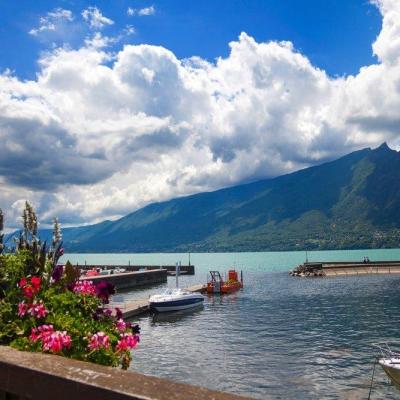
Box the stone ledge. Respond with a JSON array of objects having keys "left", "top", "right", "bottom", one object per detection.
[{"left": 0, "top": 346, "right": 252, "bottom": 400}]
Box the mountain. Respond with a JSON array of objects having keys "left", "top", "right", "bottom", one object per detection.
[{"left": 32, "top": 143, "right": 400, "bottom": 252}]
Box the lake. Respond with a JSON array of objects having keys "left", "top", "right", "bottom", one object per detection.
[{"left": 60, "top": 249, "right": 400, "bottom": 399}]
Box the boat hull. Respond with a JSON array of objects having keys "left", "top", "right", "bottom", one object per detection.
[
  {"left": 207, "top": 282, "right": 242, "bottom": 294},
  {"left": 150, "top": 297, "right": 204, "bottom": 312},
  {"left": 379, "top": 359, "right": 400, "bottom": 387}
]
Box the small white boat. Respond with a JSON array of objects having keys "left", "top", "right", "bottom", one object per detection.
[
  {"left": 149, "top": 288, "right": 204, "bottom": 312},
  {"left": 379, "top": 357, "right": 400, "bottom": 386},
  {"left": 371, "top": 342, "right": 400, "bottom": 391}
]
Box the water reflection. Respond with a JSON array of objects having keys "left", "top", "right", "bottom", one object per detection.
[
  {"left": 151, "top": 304, "right": 204, "bottom": 324},
  {"left": 129, "top": 272, "right": 400, "bottom": 399}
]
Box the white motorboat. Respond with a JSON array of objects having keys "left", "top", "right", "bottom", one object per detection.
[
  {"left": 149, "top": 288, "right": 204, "bottom": 312},
  {"left": 379, "top": 357, "right": 400, "bottom": 386},
  {"left": 374, "top": 343, "right": 400, "bottom": 387},
  {"left": 368, "top": 343, "right": 400, "bottom": 398}
]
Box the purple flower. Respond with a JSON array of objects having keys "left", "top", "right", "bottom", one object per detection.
[
  {"left": 103, "top": 308, "right": 113, "bottom": 317},
  {"left": 93, "top": 308, "right": 103, "bottom": 321},
  {"left": 125, "top": 322, "right": 140, "bottom": 335},
  {"left": 95, "top": 281, "right": 115, "bottom": 304},
  {"left": 115, "top": 307, "right": 123, "bottom": 319},
  {"left": 93, "top": 307, "right": 113, "bottom": 321},
  {"left": 51, "top": 265, "right": 64, "bottom": 283},
  {"left": 130, "top": 323, "right": 140, "bottom": 335}
]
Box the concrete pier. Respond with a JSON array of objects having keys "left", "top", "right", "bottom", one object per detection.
[
  {"left": 75, "top": 264, "right": 195, "bottom": 275},
  {"left": 81, "top": 269, "right": 167, "bottom": 290},
  {"left": 290, "top": 260, "right": 400, "bottom": 277}
]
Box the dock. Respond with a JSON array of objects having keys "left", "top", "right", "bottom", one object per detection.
[
  {"left": 74, "top": 264, "right": 195, "bottom": 275},
  {"left": 81, "top": 269, "right": 167, "bottom": 290},
  {"left": 109, "top": 284, "right": 207, "bottom": 319},
  {"left": 290, "top": 260, "right": 400, "bottom": 277}
]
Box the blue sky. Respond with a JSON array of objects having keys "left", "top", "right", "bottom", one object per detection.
[
  {"left": 0, "top": 0, "right": 381, "bottom": 79},
  {"left": 1, "top": 0, "right": 399, "bottom": 228}
]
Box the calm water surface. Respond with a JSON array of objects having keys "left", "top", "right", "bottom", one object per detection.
[{"left": 61, "top": 249, "right": 400, "bottom": 399}]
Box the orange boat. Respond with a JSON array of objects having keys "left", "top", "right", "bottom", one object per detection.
[
  {"left": 207, "top": 270, "right": 243, "bottom": 294},
  {"left": 86, "top": 268, "right": 100, "bottom": 277}
]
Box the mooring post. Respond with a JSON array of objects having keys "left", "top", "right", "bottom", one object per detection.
[{"left": 176, "top": 262, "right": 181, "bottom": 288}]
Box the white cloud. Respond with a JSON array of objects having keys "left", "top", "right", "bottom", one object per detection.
[
  {"left": 127, "top": 5, "right": 156, "bottom": 17},
  {"left": 138, "top": 6, "right": 155, "bottom": 16},
  {"left": 84, "top": 32, "right": 118, "bottom": 49},
  {"left": 124, "top": 25, "right": 136, "bottom": 36},
  {"left": 48, "top": 8, "right": 74, "bottom": 21},
  {"left": 29, "top": 8, "right": 73, "bottom": 36},
  {"left": 2, "top": 0, "right": 400, "bottom": 228},
  {"left": 82, "top": 6, "right": 114, "bottom": 29}
]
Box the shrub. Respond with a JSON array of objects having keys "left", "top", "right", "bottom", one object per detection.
[{"left": 0, "top": 202, "right": 139, "bottom": 369}]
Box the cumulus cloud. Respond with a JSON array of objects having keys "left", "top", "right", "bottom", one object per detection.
[
  {"left": 1, "top": 0, "right": 400, "bottom": 228},
  {"left": 29, "top": 8, "right": 74, "bottom": 36},
  {"left": 82, "top": 6, "right": 113, "bottom": 29}
]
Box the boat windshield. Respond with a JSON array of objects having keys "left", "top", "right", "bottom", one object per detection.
[{"left": 161, "top": 288, "right": 188, "bottom": 296}]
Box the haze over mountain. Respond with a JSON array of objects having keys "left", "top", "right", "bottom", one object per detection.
[{"left": 26, "top": 143, "right": 399, "bottom": 253}]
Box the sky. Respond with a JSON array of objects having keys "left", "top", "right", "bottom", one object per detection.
[{"left": 0, "top": 0, "right": 399, "bottom": 229}]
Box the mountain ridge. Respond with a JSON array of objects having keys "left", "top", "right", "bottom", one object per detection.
[{"left": 12, "top": 143, "right": 400, "bottom": 252}]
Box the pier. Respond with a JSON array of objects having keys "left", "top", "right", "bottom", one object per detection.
[
  {"left": 290, "top": 260, "right": 400, "bottom": 277},
  {"left": 74, "top": 264, "right": 195, "bottom": 275},
  {"left": 80, "top": 269, "right": 168, "bottom": 290}
]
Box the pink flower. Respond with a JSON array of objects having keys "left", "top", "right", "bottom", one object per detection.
[
  {"left": 29, "top": 325, "right": 71, "bottom": 353},
  {"left": 19, "top": 278, "right": 27, "bottom": 288},
  {"left": 17, "top": 301, "right": 28, "bottom": 317},
  {"left": 29, "top": 325, "right": 54, "bottom": 342},
  {"left": 87, "top": 332, "right": 110, "bottom": 351},
  {"left": 27, "top": 301, "right": 48, "bottom": 319},
  {"left": 116, "top": 333, "right": 139, "bottom": 352},
  {"left": 115, "top": 318, "right": 127, "bottom": 332},
  {"left": 72, "top": 280, "right": 97, "bottom": 296},
  {"left": 42, "top": 331, "right": 71, "bottom": 353}
]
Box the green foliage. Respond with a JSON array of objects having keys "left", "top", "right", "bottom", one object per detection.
[
  {"left": 0, "top": 204, "right": 139, "bottom": 369},
  {"left": 64, "top": 260, "right": 81, "bottom": 286}
]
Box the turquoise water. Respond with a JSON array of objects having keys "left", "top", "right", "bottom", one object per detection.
[{"left": 61, "top": 249, "right": 400, "bottom": 399}]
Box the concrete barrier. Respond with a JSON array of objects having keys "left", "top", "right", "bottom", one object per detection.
[{"left": 0, "top": 346, "right": 251, "bottom": 400}]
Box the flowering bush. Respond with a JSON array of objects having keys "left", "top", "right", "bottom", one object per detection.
[{"left": 0, "top": 202, "right": 139, "bottom": 369}]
